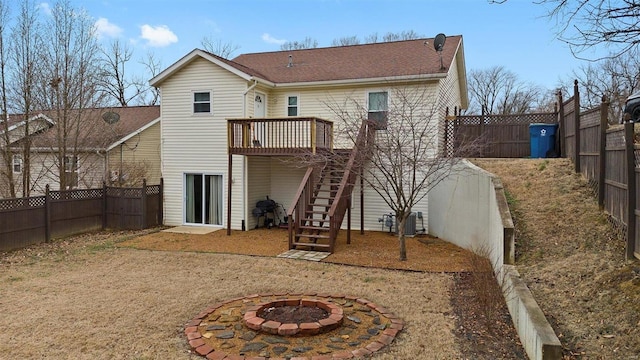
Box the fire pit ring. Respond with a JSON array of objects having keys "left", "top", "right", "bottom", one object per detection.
[{"left": 243, "top": 298, "right": 343, "bottom": 336}]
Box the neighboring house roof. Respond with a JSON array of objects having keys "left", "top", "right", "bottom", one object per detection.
[
  {"left": 7, "top": 105, "right": 160, "bottom": 151},
  {"left": 150, "top": 35, "right": 465, "bottom": 88}
]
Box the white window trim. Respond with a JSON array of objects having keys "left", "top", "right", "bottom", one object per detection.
[
  {"left": 192, "top": 90, "right": 212, "bottom": 115},
  {"left": 182, "top": 172, "right": 225, "bottom": 228},
  {"left": 285, "top": 94, "right": 300, "bottom": 117},
  {"left": 64, "top": 155, "right": 79, "bottom": 174},
  {"left": 366, "top": 90, "right": 389, "bottom": 112},
  {"left": 12, "top": 154, "right": 22, "bottom": 173}
]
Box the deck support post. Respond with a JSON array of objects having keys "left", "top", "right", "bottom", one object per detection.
[{"left": 227, "top": 154, "right": 232, "bottom": 235}]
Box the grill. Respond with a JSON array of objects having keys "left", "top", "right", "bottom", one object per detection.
[{"left": 252, "top": 198, "right": 278, "bottom": 228}]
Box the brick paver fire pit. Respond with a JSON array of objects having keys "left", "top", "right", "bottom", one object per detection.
[{"left": 185, "top": 293, "right": 404, "bottom": 359}]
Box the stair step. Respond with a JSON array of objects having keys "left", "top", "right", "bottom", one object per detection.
[
  {"left": 299, "top": 225, "right": 329, "bottom": 231},
  {"left": 296, "top": 233, "right": 330, "bottom": 240},
  {"left": 313, "top": 196, "right": 335, "bottom": 200},
  {"left": 291, "top": 242, "right": 331, "bottom": 251},
  {"left": 306, "top": 210, "right": 329, "bottom": 215}
]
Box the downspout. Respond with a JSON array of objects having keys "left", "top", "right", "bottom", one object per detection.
[{"left": 240, "top": 79, "right": 258, "bottom": 230}]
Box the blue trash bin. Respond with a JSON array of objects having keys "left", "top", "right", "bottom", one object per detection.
[{"left": 529, "top": 123, "right": 558, "bottom": 158}]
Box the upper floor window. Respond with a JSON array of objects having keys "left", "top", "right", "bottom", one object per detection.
[
  {"left": 368, "top": 91, "right": 388, "bottom": 130},
  {"left": 12, "top": 154, "right": 22, "bottom": 173},
  {"left": 193, "top": 91, "right": 211, "bottom": 113},
  {"left": 287, "top": 95, "right": 298, "bottom": 116}
]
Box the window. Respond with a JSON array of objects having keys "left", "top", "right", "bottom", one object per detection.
[
  {"left": 12, "top": 154, "right": 22, "bottom": 173},
  {"left": 64, "top": 155, "right": 79, "bottom": 187},
  {"left": 368, "top": 91, "right": 388, "bottom": 130},
  {"left": 287, "top": 95, "right": 298, "bottom": 116},
  {"left": 193, "top": 91, "right": 211, "bottom": 113}
]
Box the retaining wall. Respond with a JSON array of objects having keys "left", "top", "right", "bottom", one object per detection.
[{"left": 428, "top": 160, "right": 562, "bottom": 360}]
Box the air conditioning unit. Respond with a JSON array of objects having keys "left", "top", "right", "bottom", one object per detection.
[{"left": 395, "top": 212, "right": 417, "bottom": 237}]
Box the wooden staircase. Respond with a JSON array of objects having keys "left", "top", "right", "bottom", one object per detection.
[{"left": 287, "top": 120, "right": 375, "bottom": 252}]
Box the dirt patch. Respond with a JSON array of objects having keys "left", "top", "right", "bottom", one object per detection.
[
  {"left": 259, "top": 305, "right": 328, "bottom": 324},
  {"left": 123, "top": 228, "right": 475, "bottom": 272},
  {"left": 473, "top": 158, "right": 640, "bottom": 359}
]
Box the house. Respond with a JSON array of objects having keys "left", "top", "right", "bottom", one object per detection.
[
  {"left": 150, "top": 36, "right": 468, "bottom": 251},
  {"left": 0, "top": 106, "right": 160, "bottom": 198}
]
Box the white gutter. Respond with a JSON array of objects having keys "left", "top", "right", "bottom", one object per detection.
[{"left": 269, "top": 73, "right": 445, "bottom": 89}]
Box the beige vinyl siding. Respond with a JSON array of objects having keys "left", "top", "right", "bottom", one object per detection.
[
  {"left": 160, "top": 57, "right": 246, "bottom": 227},
  {"left": 107, "top": 122, "right": 161, "bottom": 185},
  {"left": 269, "top": 158, "right": 305, "bottom": 212},
  {"left": 247, "top": 156, "right": 271, "bottom": 229},
  {"left": 261, "top": 83, "right": 439, "bottom": 231}
]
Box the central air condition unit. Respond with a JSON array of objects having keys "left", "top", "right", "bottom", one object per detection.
[{"left": 395, "top": 212, "right": 417, "bottom": 237}]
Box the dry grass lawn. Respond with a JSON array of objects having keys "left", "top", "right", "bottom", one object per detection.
[{"left": 0, "top": 230, "right": 469, "bottom": 360}]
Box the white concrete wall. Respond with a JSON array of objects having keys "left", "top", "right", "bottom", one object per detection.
[
  {"left": 429, "top": 160, "right": 562, "bottom": 360},
  {"left": 428, "top": 160, "right": 511, "bottom": 268}
]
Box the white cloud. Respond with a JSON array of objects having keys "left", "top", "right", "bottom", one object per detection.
[
  {"left": 261, "top": 33, "right": 286, "bottom": 45},
  {"left": 38, "top": 2, "right": 52, "bottom": 16},
  {"left": 95, "top": 18, "right": 123, "bottom": 39},
  {"left": 139, "top": 24, "right": 178, "bottom": 47}
]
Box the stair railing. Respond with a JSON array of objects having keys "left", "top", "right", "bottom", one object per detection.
[
  {"left": 327, "top": 120, "right": 375, "bottom": 252},
  {"left": 287, "top": 166, "right": 316, "bottom": 248}
]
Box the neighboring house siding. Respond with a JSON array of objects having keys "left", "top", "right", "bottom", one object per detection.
[
  {"left": 160, "top": 57, "right": 246, "bottom": 227},
  {"left": 107, "top": 121, "right": 161, "bottom": 185},
  {"left": 22, "top": 151, "right": 106, "bottom": 195}
]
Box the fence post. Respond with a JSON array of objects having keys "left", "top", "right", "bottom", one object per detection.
[
  {"left": 102, "top": 181, "right": 107, "bottom": 229},
  {"left": 159, "top": 178, "right": 164, "bottom": 226},
  {"left": 44, "top": 184, "right": 51, "bottom": 243},
  {"left": 624, "top": 121, "right": 636, "bottom": 260},
  {"left": 574, "top": 80, "right": 581, "bottom": 173},
  {"left": 141, "top": 179, "right": 147, "bottom": 229},
  {"left": 443, "top": 107, "right": 450, "bottom": 157},
  {"left": 598, "top": 96, "right": 609, "bottom": 209},
  {"left": 119, "top": 185, "right": 125, "bottom": 229},
  {"left": 557, "top": 90, "right": 565, "bottom": 157}
]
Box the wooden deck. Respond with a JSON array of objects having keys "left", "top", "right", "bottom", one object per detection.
[{"left": 227, "top": 117, "right": 333, "bottom": 156}]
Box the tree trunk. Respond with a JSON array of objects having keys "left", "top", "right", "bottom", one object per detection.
[{"left": 397, "top": 217, "right": 407, "bottom": 261}]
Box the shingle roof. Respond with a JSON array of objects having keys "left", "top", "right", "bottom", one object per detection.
[
  {"left": 9, "top": 105, "right": 159, "bottom": 149},
  {"left": 229, "top": 36, "right": 462, "bottom": 84}
]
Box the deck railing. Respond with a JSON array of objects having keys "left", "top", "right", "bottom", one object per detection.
[{"left": 228, "top": 117, "right": 333, "bottom": 155}]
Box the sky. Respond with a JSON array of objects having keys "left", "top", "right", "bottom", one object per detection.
[{"left": 54, "top": 0, "right": 608, "bottom": 90}]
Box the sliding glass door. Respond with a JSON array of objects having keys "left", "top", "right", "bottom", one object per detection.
[{"left": 185, "top": 174, "right": 223, "bottom": 225}]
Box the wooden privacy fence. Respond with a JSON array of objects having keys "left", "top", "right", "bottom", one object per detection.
[
  {"left": 443, "top": 109, "right": 558, "bottom": 158},
  {"left": 0, "top": 179, "right": 163, "bottom": 252},
  {"left": 559, "top": 81, "right": 639, "bottom": 259}
]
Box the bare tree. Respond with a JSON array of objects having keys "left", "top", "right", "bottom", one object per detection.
[
  {"left": 9, "top": 0, "right": 42, "bottom": 197},
  {"left": 382, "top": 30, "right": 422, "bottom": 42},
  {"left": 331, "top": 36, "right": 360, "bottom": 46},
  {"left": 98, "top": 39, "right": 144, "bottom": 106},
  {"left": 562, "top": 49, "right": 640, "bottom": 123},
  {"left": 467, "top": 66, "right": 546, "bottom": 114},
  {"left": 138, "top": 50, "right": 161, "bottom": 106},
  {"left": 200, "top": 36, "right": 240, "bottom": 59},
  {"left": 492, "top": 0, "right": 640, "bottom": 58},
  {"left": 0, "top": 0, "right": 15, "bottom": 198},
  {"left": 324, "top": 86, "right": 472, "bottom": 260},
  {"left": 280, "top": 37, "right": 318, "bottom": 50},
  {"left": 38, "top": 0, "right": 104, "bottom": 190}
]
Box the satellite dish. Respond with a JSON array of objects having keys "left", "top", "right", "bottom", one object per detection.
[
  {"left": 433, "top": 33, "right": 446, "bottom": 52},
  {"left": 102, "top": 111, "right": 120, "bottom": 124}
]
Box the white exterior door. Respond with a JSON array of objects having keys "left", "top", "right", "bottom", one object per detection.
[{"left": 253, "top": 93, "right": 266, "bottom": 146}]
